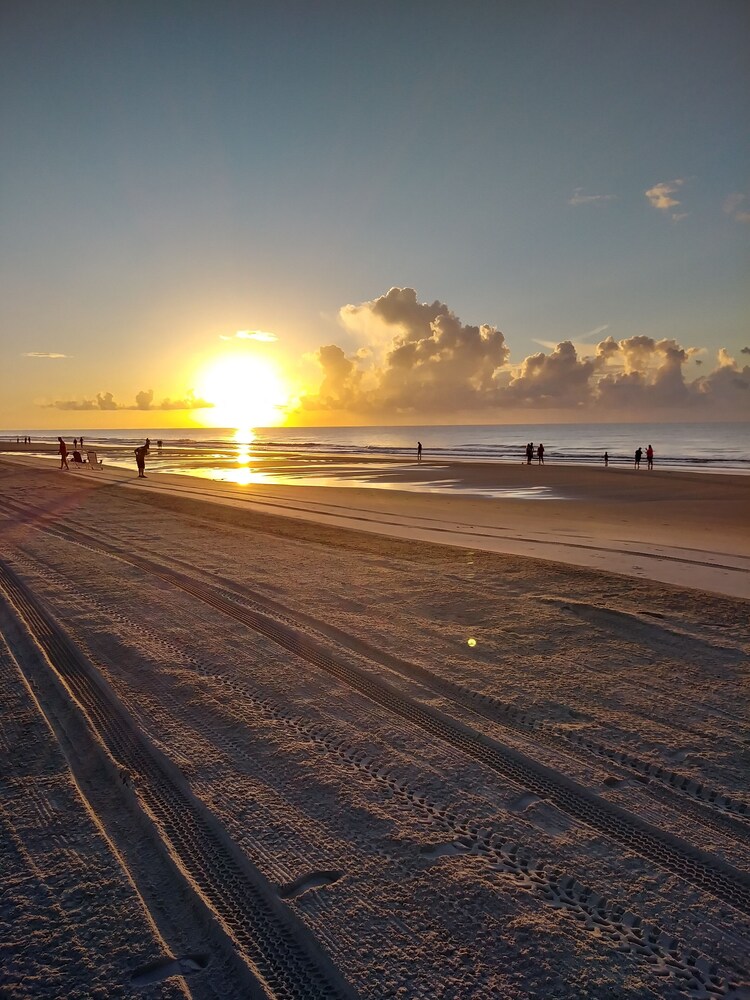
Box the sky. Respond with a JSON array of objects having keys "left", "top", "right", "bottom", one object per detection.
[{"left": 1, "top": 0, "right": 748, "bottom": 429}]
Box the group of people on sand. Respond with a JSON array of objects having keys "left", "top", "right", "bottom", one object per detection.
[
  {"left": 57, "top": 434, "right": 159, "bottom": 477},
  {"left": 16, "top": 436, "right": 32, "bottom": 444},
  {"left": 634, "top": 444, "right": 654, "bottom": 470},
  {"left": 603, "top": 445, "right": 654, "bottom": 468},
  {"left": 57, "top": 436, "right": 85, "bottom": 470},
  {"left": 525, "top": 442, "right": 544, "bottom": 465}
]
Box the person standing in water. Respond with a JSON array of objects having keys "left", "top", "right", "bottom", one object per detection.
[
  {"left": 417, "top": 441, "right": 422, "bottom": 462},
  {"left": 646, "top": 444, "right": 654, "bottom": 470},
  {"left": 537, "top": 443, "right": 545, "bottom": 465},
  {"left": 634, "top": 447, "right": 642, "bottom": 469},
  {"left": 604, "top": 451, "right": 609, "bottom": 467}
]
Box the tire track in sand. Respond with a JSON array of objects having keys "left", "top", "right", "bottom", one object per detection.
[
  {"left": 0, "top": 558, "right": 356, "bottom": 1000},
  {"left": 3, "top": 499, "right": 749, "bottom": 919}
]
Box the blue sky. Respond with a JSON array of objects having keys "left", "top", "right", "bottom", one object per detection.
[{"left": 1, "top": 1, "right": 748, "bottom": 426}]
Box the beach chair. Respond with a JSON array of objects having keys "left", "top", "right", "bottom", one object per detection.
[
  {"left": 71, "top": 452, "right": 84, "bottom": 470},
  {"left": 86, "top": 451, "right": 103, "bottom": 470}
]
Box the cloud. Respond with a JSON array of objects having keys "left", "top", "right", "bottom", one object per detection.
[
  {"left": 723, "top": 193, "right": 745, "bottom": 215},
  {"left": 568, "top": 189, "right": 616, "bottom": 206},
  {"left": 44, "top": 390, "right": 213, "bottom": 411},
  {"left": 299, "top": 288, "right": 510, "bottom": 415},
  {"left": 534, "top": 324, "right": 609, "bottom": 356},
  {"left": 22, "top": 352, "right": 69, "bottom": 359},
  {"left": 220, "top": 330, "right": 278, "bottom": 342},
  {"left": 292, "top": 287, "right": 750, "bottom": 420},
  {"left": 645, "top": 179, "right": 685, "bottom": 211}
]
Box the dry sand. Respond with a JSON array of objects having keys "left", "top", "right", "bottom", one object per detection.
[{"left": 1, "top": 457, "right": 749, "bottom": 999}]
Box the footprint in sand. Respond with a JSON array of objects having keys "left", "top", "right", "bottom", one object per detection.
[
  {"left": 130, "top": 953, "right": 210, "bottom": 987},
  {"left": 278, "top": 869, "right": 343, "bottom": 899}
]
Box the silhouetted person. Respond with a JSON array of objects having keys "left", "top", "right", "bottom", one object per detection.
[
  {"left": 417, "top": 441, "right": 422, "bottom": 462},
  {"left": 80, "top": 436, "right": 84, "bottom": 449},
  {"left": 157, "top": 439, "right": 163, "bottom": 449},
  {"left": 646, "top": 444, "right": 654, "bottom": 470},
  {"left": 537, "top": 443, "right": 544, "bottom": 465},
  {"left": 145, "top": 437, "right": 151, "bottom": 453},
  {"left": 604, "top": 451, "right": 609, "bottom": 467},
  {"left": 634, "top": 447, "right": 642, "bottom": 469},
  {"left": 526, "top": 442, "right": 533, "bottom": 465},
  {"left": 58, "top": 437, "right": 69, "bottom": 471},
  {"left": 134, "top": 446, "right": 147, "bottom": 478}
]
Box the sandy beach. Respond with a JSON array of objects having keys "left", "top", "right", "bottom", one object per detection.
[{"left": 1, "top": 456, "right": 749, "bottom": 998}]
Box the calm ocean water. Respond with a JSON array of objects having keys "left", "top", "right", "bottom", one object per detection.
[{"left": 2, "top": 422, "right": 748, "bottom": 474}]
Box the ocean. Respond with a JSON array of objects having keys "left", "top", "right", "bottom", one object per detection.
[{"left": 2, "top": 421, "right": 748, "bottom": 476}]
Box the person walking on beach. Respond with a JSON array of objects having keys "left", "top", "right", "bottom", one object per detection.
[
  {"left": 537, "top": 443, "right": 545, "bottom": 465},
  {"left": 134, "top": 445, "right": 147, "bottom": 478},
  {"left": 646, "top": 444, "right": 654, "bottom": 470},
  {"left": 58, "top": 437, "right": 69, "bottom": 471},
  {"left": 634, "top": 446, "right": 642, "bottom": 469},
  {"left": 604, "top": 451, "right": 609, "bottom": 467},
  {"left": 417, "top": 441, "right": 422, "bottom": 462}
]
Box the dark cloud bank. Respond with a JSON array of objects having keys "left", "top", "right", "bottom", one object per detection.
[{"left": 297, "top": 287, "right": 749, "bottom": 420}]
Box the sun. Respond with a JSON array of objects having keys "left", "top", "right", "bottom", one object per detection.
[{"left": 196, "top": 355, "right": 288, "bottom": 428}]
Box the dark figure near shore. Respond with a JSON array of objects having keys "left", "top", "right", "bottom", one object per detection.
[
  {"left": 526, "top": 442, "right": 534, "bottom": 465},
  {"left": 145, "top": 438, "right": 151, "bottom": 452},
  {"left": 134, "top": 446, "right": 147, "bottom": 478},
  {"left": 58, "top": 437, "right": 69, "bottom": 471},
  {"left": 537, "top": 443, "right": 545, "bottom": 465},
  {"left": 417, "top": 441, "right": 422, "bottom": 462},
  {"left": 634, "top": 447, "right": 642, "bottom": 469},
  {"left": 647, "top": 444, "right": 654, "bottom": 470},
  {"left": 80, "top": 436, "right": 84, "bottom": 449},
  {"left": 604, "top": 451, "right": 609, "bottom": 467},
  {"left": 157, "top": 439, "right": 163, "bottom": 449}
]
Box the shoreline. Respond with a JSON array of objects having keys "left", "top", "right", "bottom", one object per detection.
[{"left": 3, "top": 453, "right": 749, "bottom": 600}]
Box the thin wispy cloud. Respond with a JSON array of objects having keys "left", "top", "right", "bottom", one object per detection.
[
  {"left": 534, "top": 324, "right": 609, "bottom": 355},
  {"left": 568, "top": 189, "right": 616, "bottom": 206},
  {"left": 645, "top": 179, "right": 687, "bottom": 220},
  {"left": 219, "top": 330, "right": 278, "bottom": 342},
  {"left": 723, "top": 192, "right": 745, "bottom": 215},
  {"left": 23, "top": 351, "right": 69, "bottom": 359}
]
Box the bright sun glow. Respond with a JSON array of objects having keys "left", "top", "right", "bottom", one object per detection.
[{"left": 196, "top": 356, "right": 288, "bottom": 429}]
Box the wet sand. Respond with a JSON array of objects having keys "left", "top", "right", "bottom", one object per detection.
[{"left": 3, "top": 451, "right": 749, "bottom": 598}]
